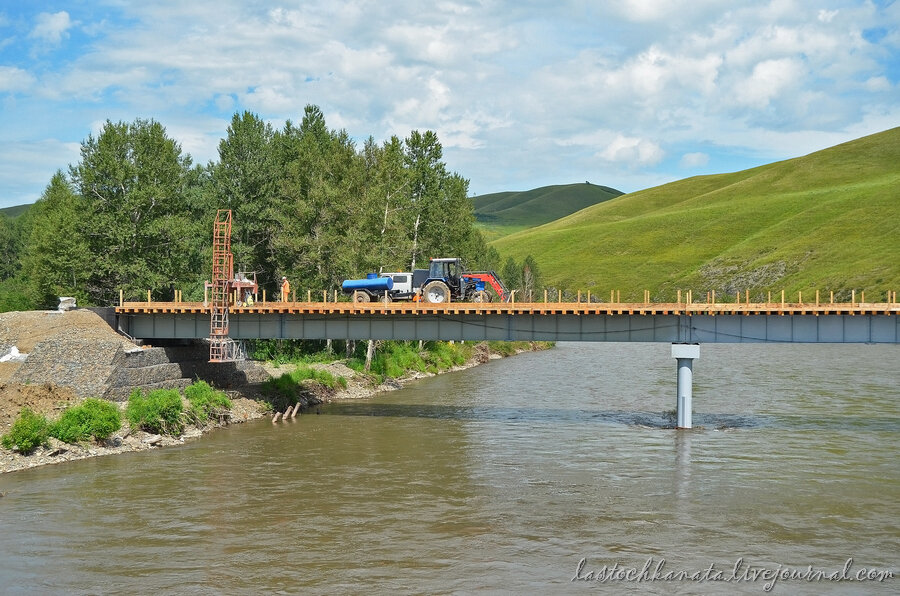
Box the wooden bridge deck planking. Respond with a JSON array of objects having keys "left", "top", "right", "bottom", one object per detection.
[{"left": 116, "top": 301, "right": 900, "bottom": 317}]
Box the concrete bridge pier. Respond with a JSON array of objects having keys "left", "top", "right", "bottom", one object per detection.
[{"left": 671, "top": 344, "right": 700, "bottom": 429}]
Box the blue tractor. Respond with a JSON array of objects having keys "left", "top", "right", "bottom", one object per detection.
[{"left": 420, "top": 258, "right": 510, "bottom": 304}]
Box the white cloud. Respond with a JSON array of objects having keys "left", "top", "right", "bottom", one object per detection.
[
  {"left": 732, "top": 58, "right": 806, "bottom": 108},
  {"left": 0, "top": 66, "right": 35, "bottom": 93},
  {"left": 680, "top": 152, "right": 709, "bottom": 168},
  {"left": 864, "top": 76, "right": 891, "bottom": 92},
  {"left": 0, "top": 139, "right": 80, "bottom": 204},
  {"left": 599, "top": 135, "right": 664, "bottom": 166},
  {"left": 1, "top": 0, "right": 899, "bottom": 207},
  {"left": 29, "top": 11, "right": 74, "bottom": 45},
  {"left": 817, "top": 9, "right": 838, "bottom": 23}
]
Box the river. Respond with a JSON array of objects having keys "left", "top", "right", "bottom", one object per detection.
[{"left": 0, "top": 343, "right": 897, "bottom": 594}]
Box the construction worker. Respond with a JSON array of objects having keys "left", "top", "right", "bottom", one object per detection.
[{"left": 281, "top": 276, "right": 291, "bottom": 302}]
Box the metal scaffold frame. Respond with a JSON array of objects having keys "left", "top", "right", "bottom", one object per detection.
[{"left": 209, "top": 209, "right": 244, "bottom": 362}]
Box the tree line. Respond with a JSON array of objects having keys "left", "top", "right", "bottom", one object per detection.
[{"left": 0, "top": 106, "right": 543, "bottom": 311}]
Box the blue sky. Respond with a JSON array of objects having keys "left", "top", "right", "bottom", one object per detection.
[{"left": 0, "top": 0, "right": 898, "bottom": 209}]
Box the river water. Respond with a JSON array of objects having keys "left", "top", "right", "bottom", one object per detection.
[{"left": 0, "top": 343, "right": 897, "bottom": 594}]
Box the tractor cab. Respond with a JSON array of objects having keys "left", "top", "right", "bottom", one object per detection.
[
  {"left": 428, "top": 258, "right": 462, "bottom": 288},
  {"left": 421, "top": 258, "right": 466, "bottom": 303}
]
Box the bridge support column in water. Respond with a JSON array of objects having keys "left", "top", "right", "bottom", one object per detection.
[{"left": 671, "top": 343, "right": 700, "bottom": 429}]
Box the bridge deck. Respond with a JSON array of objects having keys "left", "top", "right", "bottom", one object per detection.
[{"left": 117, "top": 300, "right": 900, "bottom": 317}]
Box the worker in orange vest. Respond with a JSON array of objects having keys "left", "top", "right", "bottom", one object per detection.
[{"left": 281, "top": 276, "right": 291, "bottom": 302}]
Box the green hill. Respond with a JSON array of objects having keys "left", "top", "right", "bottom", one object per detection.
[
  {"left": 0, "top": 203, "right": 32, "bottom": 218},
  {"left": 492, "top": 127, "right": 900, "bottom": 302},
  {"left": 472, "top": 183, "right": 622, "bottom": 240}
]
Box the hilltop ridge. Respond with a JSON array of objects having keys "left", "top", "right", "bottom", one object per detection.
[{"left": 472, "top": 182, "right": 622, "bottom": 240}]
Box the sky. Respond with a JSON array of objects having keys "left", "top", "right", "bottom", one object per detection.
[{"left": 0, "top": 0, "right": 898, "bottom": 209}]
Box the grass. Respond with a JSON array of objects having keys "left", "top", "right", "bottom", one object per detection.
[
  {"left": 473, "top": 183, "right": 622, "bottom": 239},
  {"left": 262, "top": 365, "right": 347, "bottom": 410},
  {"left": 185, "top": 380, "right": 232, "bottom": 424},
  {"left": 492, "top": 127, "right": 900, "bottom": 300}
]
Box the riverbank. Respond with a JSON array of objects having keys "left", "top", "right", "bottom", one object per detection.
[{"left": 1, "top": 325, "right": 551, "bottom": 474}]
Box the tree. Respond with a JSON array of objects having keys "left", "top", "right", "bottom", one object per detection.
[
  {"left": 21, "top": 172, "right": 92, "bottom": 307},
  {"left": 210, "top": 111, "right": 278, "bottom": 281},
  {"left": 69, "top": 119, "right": 199, "bottom": 304},
  {"left": 0, "top": 213, "right": 20, "bottom": 281},
  {"left": 521, "top": 255, "right": 543, "bottom": 301},
  {"left": 501, "top": 257, "right": 521, "bottom": 298}
]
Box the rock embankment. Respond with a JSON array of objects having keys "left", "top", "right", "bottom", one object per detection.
[{"left": 0, "top": 309, "right": 271, "bottom": 418}]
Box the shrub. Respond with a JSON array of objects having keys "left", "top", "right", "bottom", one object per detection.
[
  {"left": 51, "top": 398, "right": 121, "bottom": 443},
  {"left": 185, "top": 380, "right": 231, "bottom": 424},
  {"left": 262, "top": 365, "right": 345, "bottom": 410},
  {"left": 1, "top": 408, "right": 50, "bottom": 453},
  {"left": 126, "top": 388, "right": 184, "bottom": 435}
]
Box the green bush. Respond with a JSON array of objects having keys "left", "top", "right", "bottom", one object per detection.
[
  {"left": 262, "top": 365, "right": 346, "bottom": 410},
  {"left": 1, "top": 408, "right": 50, "bottom": 453},
  {"left": 51, "top": 398, "right": 121, "bottom": 443},
  {"left": 126, "top": 388, "right": 184, "bottom": 436},
  {"left": 185, "top": 380, "right": 231, "bottom": 424}
]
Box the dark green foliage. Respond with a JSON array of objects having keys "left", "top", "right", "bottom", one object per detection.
[
  {"left": 0, "top": 278, "right": 32, "bottom": 312},
  {"left": 68, "top": 119, "right": 205, "bottom": 305},
  {"left": 21, "top": 172, "right": 91, "bottom": 308},
  {"left": 50, "top": 398, "right": 121, "bottom": 443},
  {"left": 126, "top": 388, "right": 184, "bottom": 436},
  {"left": 184, "top": 380, "right": 231, "bottom": 424},
  {"left": 501, "top": 257, "right": 521, "bottom": 296},
  {"left": 248, "top": 339, "right": 342, "bottom": 364},
  {"left": 1, "top": 408, "right": 50, "bottom": 453},
  {"left": 496, "top": 255, "right": 545, "bottom": 301},
  {"left": 0, "top": 213, "right": 22, "bottom": 281}
]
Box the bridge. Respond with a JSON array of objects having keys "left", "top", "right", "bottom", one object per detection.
[{"left": 116, "top": 297, "right": 900, "bottom": 429}]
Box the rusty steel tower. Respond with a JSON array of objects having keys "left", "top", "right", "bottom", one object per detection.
[{"left": 209, "top": 209, "right": 244, "bottom": 362}]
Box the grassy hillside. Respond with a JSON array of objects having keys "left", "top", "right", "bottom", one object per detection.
[
  {"left": 473, "top": 182, "right": 622, "bottom": 240},
  {"left": 492, "top": 127, "right": 900, "bottom": 302}
]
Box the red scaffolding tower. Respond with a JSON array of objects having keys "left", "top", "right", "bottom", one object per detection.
[{"left": 209, "top": 209, "right": 242, "bottom": 362}]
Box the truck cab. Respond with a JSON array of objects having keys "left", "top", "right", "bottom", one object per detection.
[{"left": 380, "top": 272, "right": 414, "bottom": 296}]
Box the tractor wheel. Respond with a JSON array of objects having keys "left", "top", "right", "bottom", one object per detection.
[
  {"left": 353, "top": 291, "right": 370, "bottom": 303},
  {"left": 472, "top": 290, "right": 490, "bottom": 303},
  {"left": 423, "top": 281, "right": 452, "bottom": 304}
]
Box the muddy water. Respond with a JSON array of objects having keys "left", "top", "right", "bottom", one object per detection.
[{"left": 0, "top": 343, "right": 897, "bottom": 594}]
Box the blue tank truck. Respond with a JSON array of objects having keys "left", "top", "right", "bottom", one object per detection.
[
  {"left": 341, "top": 258, "right": 511, "bottom": 304},
  {"left": 341, "top": 272, "right": 421, "bottom": 303}
]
